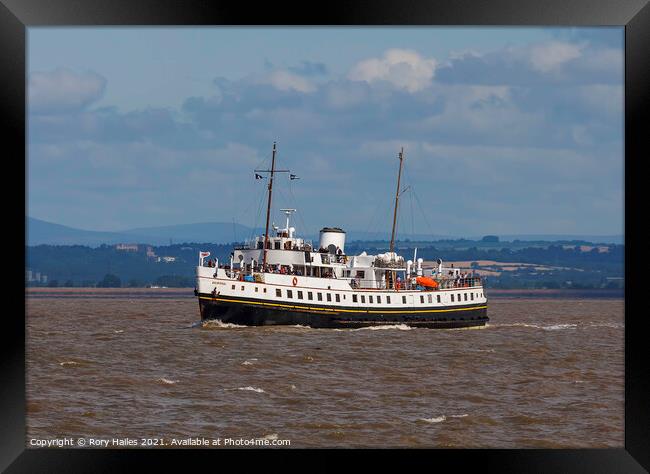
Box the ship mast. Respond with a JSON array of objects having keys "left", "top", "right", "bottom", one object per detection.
[
  {"left": 389, "top": 147, "right": 404, "bottom": 254},
  {"left": 262, "top": 142, "right": 277, "bottom": 270}
]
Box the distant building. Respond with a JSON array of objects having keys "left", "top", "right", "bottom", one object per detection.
[
  {"left": 116, "top": 243, "right": 139, "bottom": 251},
  {"left": 146, "top": 246, "right": 157, "bottom": 258}
]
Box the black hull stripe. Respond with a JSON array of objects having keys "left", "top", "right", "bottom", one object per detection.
[{"left": 198, "top": 298, "right": 488, "bottom": 328}]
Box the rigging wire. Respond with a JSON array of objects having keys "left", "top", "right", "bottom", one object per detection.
[
  {"left": 408, "top": 184, "right": 415, "bottom": 240},
  {"left": 287, "top": 175, "right": 312, "bottom": 239},
  {"left": 248, "top": 177, "right": 268, "bottom": 243},
  {"left": 403, "top": 165, "right": 437, "bottom": 239},
  {"left": 228, "top": 147, "right": 272, "bottom": 244},
  {"left": 363, "top": 192, "right": 392, "bottom": 241}
]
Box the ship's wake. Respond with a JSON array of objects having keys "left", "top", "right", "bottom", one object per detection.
[{"left": 200, "top": 320, "right": 248, "bottom": 329}]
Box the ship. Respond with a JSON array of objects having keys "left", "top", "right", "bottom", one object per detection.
[{"left": 195, "top": 143, "right": 488, "bottom": 328}]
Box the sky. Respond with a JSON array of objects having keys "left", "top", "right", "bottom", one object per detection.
[{"left": 27, "top": 27, "right": 624, "bottom": 237}]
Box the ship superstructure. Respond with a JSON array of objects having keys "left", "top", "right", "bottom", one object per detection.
[{"left": 195, "top": 143, "right": 488, "bottom": 328}]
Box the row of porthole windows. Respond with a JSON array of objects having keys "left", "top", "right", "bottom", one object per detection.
[
  {"left": 229, "top": 284, "right": 484, "bottom": 305},
  {"left": 448, "top": 292, "right": 484, "bottom": 303},
  {"left": 280, "top": 288, "right": 344, "bottom": 303}
]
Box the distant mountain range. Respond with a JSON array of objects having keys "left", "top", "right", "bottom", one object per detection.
[
  {"left": 26, "top": 217, "right": 256, "bottom": 247},
  {"left": 25, "top": 217, "right": 624, "bottom": 247}
]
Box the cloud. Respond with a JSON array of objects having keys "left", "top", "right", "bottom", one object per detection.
[
  {"left": 27, "top": 39, "right": 624, "bottom": 234},
  {"left": 528, "top": 41, "right": 585, "bottom": 73},
  {"left": 266, "top": 70, "right": 317, "bottom": 93},
  {"left": 348, "top": 49, "right": 437, "bottom": 92},
  {"left": 436, "top": 39, "right": 620, "bottom": 86},
  {"left": 29, "top": 68, "right": 106, "bottom": 113}
]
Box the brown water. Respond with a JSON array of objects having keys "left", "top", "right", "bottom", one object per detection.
[{"left": 26, "top": 291, "right": 624, "bottom": 448}]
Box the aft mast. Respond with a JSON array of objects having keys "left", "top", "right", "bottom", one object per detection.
[
  {"left": 389, "top": 148, "right": 404, "bottom": 254},
  {"left": 262, "top": 142, "right": 277, "bottom": 270},
  {"left": 384, "top": 148, "right": 405, "bottom": 290}
]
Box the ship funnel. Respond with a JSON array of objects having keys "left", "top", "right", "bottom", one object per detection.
[{"left": 319, "top": 227, "right": 346, "bottom": 254}]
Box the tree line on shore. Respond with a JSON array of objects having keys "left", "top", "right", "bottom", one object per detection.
[{"left": 26, "top": 240, "right": 624, "bottom": 289}]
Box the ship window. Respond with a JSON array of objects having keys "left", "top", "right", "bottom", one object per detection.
[
  {"left": 308, "top": 292, "right": 313, "bottom": 300},
  {"left": 387, "top": 296, "right": 391, "bottom": 304},
  {"left": 298, "top": 291, "right": 303, "bottom": 299},
  {"left": 344, "top": 270, "right": 351, "bottom": 277},
  {"left": 420, "top": 295, "right": 424, "bottom": 304},
  {"left": 317, "top": 293, "right": 323, "bottom": 301},
  {"left": 232, "top": 285, "right": 235, "bottom": 290},
  {"left": 276, "top": 288, "right": 282, "bottom": 297},
  {"left": 428, "top": 294, "right": 432, "bottom": 303},
  {"left": 402, "top": 296, "right": 406, "bottom": 304},
  {"left": 369, "top": 295, "right": 373, "bottom": 304},
  {"left": 464, "top": 293, "right": 468, "bottom": 301},
  {"left": 274, "top": 241, "right": 281, "bottom": 250},
  {"left": 451, "top": 294, "right": 455, "bottom": 302},
  {"left": 377, "top": 295, "right": 381, "bottom": 304},
  {"left": 287, "top": 290, "right": 293, "bottom": 299},
  {"left": 361, "top": 295, "right": 365, "bottom": 303},
  {"left": 255, "top": 287, "right": 258, "bottom": 292},
  {"left": 471, "top": 293, "right": 474, "bottom": 300},
  {"left": 326, "top": 293, "right": 331, "bottom": 302},
  {"left": 335, "top": 294, "right": 340, "bottom": 302},
  {"left": 437, "top": 295, "right": 441, "bottom": 303},
  {"left": 241, "top": 286, "right": 244, "bottom": 291},
  {"left": 353, "top": 294, "right": 358, "bottom": 303},
  {"left": 357, "top": 271, "right": 365, "bottom": 278},
  {"left": 264, "top": 288, "right": 267, "bottom": 293},
  {"left": 458, "top": 293, "right": 462, "bottom": 302}
]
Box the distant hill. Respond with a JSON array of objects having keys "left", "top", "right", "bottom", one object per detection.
[
  {"left": 121, "top": 222, "right": 258, "bottom": 245},
  {"left": 26, "top": 217, "right": 624, "bottom": 247},
  {"left": 27, "top": 217, "right": 135, "bottom": 246},
  {"left": 26, "top": 217, "right": 256, "bottom": 247},
  {"left": 494, "top": 234, "right": 624, "bottom": 244}
]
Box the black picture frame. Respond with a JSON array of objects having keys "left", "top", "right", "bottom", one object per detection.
[{"left": 3, "top": 0, "right": 648, "bottom": 471}]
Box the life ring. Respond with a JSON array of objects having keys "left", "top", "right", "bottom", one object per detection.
[{"left": 292, "top": 277, "right": 298, "bottom": 286}]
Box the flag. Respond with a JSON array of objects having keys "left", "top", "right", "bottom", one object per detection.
[
  {"left": 255, "top": 173, "right": 264, "bottom": 179},
  {"left": 200, "top": 251, "right": 210, "bottom": 258},
  {"left": 290, "top": 174, "right": 299, "bottom": 180}
]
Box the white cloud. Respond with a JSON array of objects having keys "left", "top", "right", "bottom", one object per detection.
[
  {"left": 267, "top": 70, "right": 316, "bottom": 93},
  {"left": 348, "top": 49, "right": 437, "bottom": 92},
  {"left": 29, "top": 68, "right": 106, "bottom": 113},
  {"left": 528, "top": 41, "right": 585, "bottom": 73}
]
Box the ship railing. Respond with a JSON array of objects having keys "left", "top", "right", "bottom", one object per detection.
[
  {"left": 427, "top": 276, "right": 482, "bottom": 290},
  {"left": 234, "top": 239, "right": 315, "bottom": 252}
]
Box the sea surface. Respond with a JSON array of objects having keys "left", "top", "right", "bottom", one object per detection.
[{"left": 26, "top": 289, "right": 624, "bottom": 448}]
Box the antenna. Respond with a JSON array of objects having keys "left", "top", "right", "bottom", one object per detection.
[{"left": 280, "top": 208, "right": 296, "bottom": 232}]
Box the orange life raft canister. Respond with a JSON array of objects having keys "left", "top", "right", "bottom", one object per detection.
[{"left": 416, "top": 276, "right": 439, "bottom": 289}]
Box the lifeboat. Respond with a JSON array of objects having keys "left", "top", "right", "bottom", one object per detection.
[{"left": 416, "top": 276, "right": 438, "bottom": 289}]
